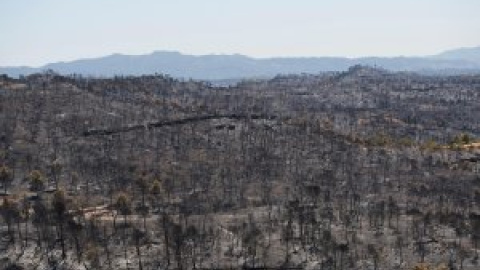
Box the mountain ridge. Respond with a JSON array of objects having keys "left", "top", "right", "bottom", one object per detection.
[{"left": 2, "top": 47, "right": 480, "bottom": 80}]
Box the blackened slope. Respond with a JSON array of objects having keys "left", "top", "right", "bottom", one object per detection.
[{"left": 82, "top": 114, "right": 277, "bottom": 137}]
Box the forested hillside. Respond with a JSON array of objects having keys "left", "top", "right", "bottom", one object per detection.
[{"left": 1, "top": 66, "right": 480, "bottom": 269}]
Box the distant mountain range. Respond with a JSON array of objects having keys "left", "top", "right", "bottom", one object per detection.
[{"left": 2, "top": 47, "right": 480, "bottom": 80}]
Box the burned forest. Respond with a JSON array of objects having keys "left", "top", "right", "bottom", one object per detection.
[{"left": 1, "top": 66, "right": 480, "bottom": 270}]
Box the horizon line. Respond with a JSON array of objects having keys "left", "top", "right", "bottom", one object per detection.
[{"left": 2, "top": 45, "right": 479, "bottom": 68}]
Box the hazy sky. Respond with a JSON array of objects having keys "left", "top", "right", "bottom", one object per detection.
[{"left": 1, "top": 0, "right": 480, "bottom": 67}]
